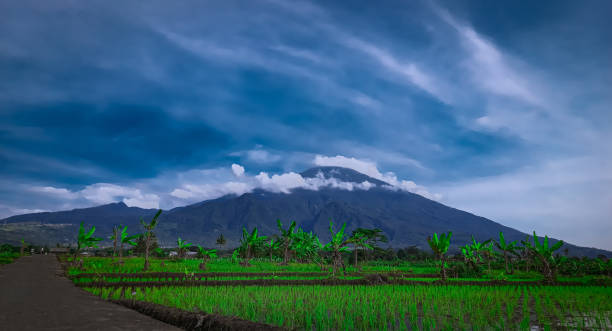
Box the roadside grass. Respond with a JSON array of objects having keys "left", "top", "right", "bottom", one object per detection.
[{"left": 0, "top": 251, "right": 20, "bottom": 265}]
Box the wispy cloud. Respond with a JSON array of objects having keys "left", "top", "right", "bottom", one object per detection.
[
  {"left": 340, "top": 37, "right": 452, "bottom": 104},
  {"left": 433, "top": 156, "right": 612, "bottom": 249},
  {"left": 29, "top": 183, "right": 160, "bottom": 209},
  {"left": 436, "top": 8, "right": 542, "bottom": 107}
]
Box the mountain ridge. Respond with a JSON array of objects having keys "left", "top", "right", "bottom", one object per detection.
[{"left": 1, "top": 166, "right": 609, "bottom": 257}]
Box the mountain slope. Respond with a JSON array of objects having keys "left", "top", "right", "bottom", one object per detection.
[{"left": 1, "top": 167, "right": 609, "bottom": 257}]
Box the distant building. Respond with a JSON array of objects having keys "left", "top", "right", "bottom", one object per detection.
[{"left": 49, "top": 247, "right": 69, "bottom": 254}]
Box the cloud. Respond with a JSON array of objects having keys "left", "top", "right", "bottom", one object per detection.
[
  {"left": 247, "top": 150, "right": 282, "bottom": 164},
  {"left": 255, "top": 171, "right": 307, "bottom": 193},
  {"left": 433, "top": 6, "right": 542, "bottom": 107},
  {"left": 170, "top": 181, "right": 252, "bottom": 201},
  {"left": 231, "top": 164, "right": 245, "bottom": 177},
  {"left": 30, "top": 186, "right": 79, "bottom": 200},
  {"left": 313, "top": 155, "right": 441, "bottom": 200},
  {"left": 29, "top": 183, "right": 160, "bottom": 209},
  {"left": 433, "top": 156, "right": 612, "bottom": 250},
  {"left": 341, "top": 37, "right": 452, "bottom": 104},
  {"left": 314, "top": 155, "right": 383, "bottom": 179}
]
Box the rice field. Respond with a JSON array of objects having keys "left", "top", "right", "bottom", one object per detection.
[
  {"left": 67, "top": 256, "right": 438, "bottom": 275},
  {"left": 70, "top": 256, "right": 612, "bottom": 330},
  {"left": 85, "top": 284, "right": 612, "bottom": 330}
]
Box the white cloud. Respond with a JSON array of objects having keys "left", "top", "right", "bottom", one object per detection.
[
  {"left": 255, "top": 171, "right": 307, "bottom": 193},
  {"left": 434, "top": 7, "right": 542, "bottom": 107},
  {"left": 247, "top": 150, "right": 281, "bottom": 163},
  {"left": 30, "top": 186, "right": 79, "bottom": 200},
  {"left": 314, "top": 155, "right": 384, "bottom": 180},
  {"left": 170, "top": 181, "right": 252, "bottom": 201},
  {"left": 231, "top": 163, "right": 245, "bottom": 177},
  {"left": 433, "top": 156, "right": 612, "bottom": 250},
  {"left": 341, "top": 37, "right": 452, "bottom": 104},
  {"left": 29, "top": 183, "right": 160, "bottom": 209},
  {"left": 314, "top": 154, "right": 441, "bottom": 200},
  {"left": 0, "top": 204, "right": 48, "bottom": 219}
]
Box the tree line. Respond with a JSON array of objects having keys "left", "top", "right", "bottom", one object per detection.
[{"left": 71, "top": 210, "right": 611, "bottom": 280}]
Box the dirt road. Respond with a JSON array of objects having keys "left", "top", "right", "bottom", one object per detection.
[{"left": 0, "top": 254, "right": 179, "bottom": 331}]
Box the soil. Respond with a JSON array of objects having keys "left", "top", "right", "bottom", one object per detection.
[
  {"left": 77, "top": 278, "right": 600, "bottom": 288},
  {"left": 70, "top": 271, "right": 436, "bottom": 279},
  {"left": 0, "top": 254, "right": 179, "bottom": 331},
  {"left": 112, "top": 299, "right": 286, "bottom": 331}
]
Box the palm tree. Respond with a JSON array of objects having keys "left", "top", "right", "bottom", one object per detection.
[
  {"left": 215, "top": 233, "right": 226, "bottom": 249},
  {"left": 427, "top": 232, "right": 452, "bottom": 281},
  {"left": 277, "top": 219, "right": 297, "bottom": 265},
  {"left": 495, "top": 231, "right": 519, "bottom": 274},
  {"left": 140, "top": 209, "right": 162, "bottom": 271},
  {"left": 176, "top": 237, "right": 192, "bottom": 258},
  {"left": 196, "top": 245, "right": 217, "bottom": 270},
  {"left": 240, "top": 227, "right": 267, "bottom": 266},
  {"left": 348, "top": 231, "right": 372, "bottom": 269},
  {"left": 482, "top": 241, "right": 496, "bottom": 272},
  {"left": 110, "top": 225, "right": 121, "bottom": 260},
  {"left": 519, "top": 237, "right": 533, "bottom": 273},
  {"left": 323, "top": 221, "right": 351, "bottom": 276},
  {"left": 361, "top": 228, "right": 388, "bottom": 260},
  {"left": 74, "top": 222, "right": 102, "bottom": 262},
  {"left": 118, "top": 226, "right": 139, "bottom": 263},
  {"left": 20, "top": 239, "right": 26, "bottom": 256}
]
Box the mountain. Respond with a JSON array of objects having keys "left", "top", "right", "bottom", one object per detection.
[
  {"left": 0, "top": 202, "right": 159, "bottom": 247},
  {"left": 1, "top": 166, "right": 609, "bottom": 257}
]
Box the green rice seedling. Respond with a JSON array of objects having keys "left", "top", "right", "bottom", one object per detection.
[{"left": 83, "top": 284, "right": 612, "bottom": 330}]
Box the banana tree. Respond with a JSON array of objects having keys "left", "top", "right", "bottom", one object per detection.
[
  {"left": 266, "top": 238, "right": 281, "bottom": 262},
  {"left": 74, "top": 222, "right": 102, "bottom": 262},
  {"left": 427, "top": 231, "right": 452, "bottom": 281},
  {"left": 526, "top": 231, "right": 564, "bottom": 283},
  {"left": 468, "top": 236, "right": 492, "bottom": 264},
  {"left": 495, "top": 231, "right": 519, "bottom": 274},
  {"left": 291, "top": 228, "right": 322, "bottom": 264},
  {"left": 176, "top": 237, "right": 192, "bottom": 258},
  {"left": 461, "top": 244, "right": 479, "bottom": 271},
  {"left": 239, "top": 227, "right": 267, "bottom": 266},
  {"left": 196, "top": 245, "right": 217, "bottom": 270},
  {"left": 118, "top": 226, "right": 139, "bottom": 263},
  {"left": 323, "top": 221, "right": 350, "bottom": 276},
  {"left": 140, "top": 209, "right": 162, "bottom": 271},
  {"left": 277, "top": 219, "right": 297, "bottom": 265}
]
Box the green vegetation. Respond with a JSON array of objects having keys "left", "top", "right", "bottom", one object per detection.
[
  {"left": 54, "top": 218, "right": 612, "bottom": 330},
  {"left": 323, "top": 222, "right": 350, "bottom": 276},
  {"left": 196, "top": 245, "right": 217, "bottom": 270},
  {"left": 0, "top": 244, "right": 20, "bottom": 265},
  {"left": 140, "top": 209, "right": 162, "bottom": 271},
  {"left": 85, "top": 284, "right": 612, "bottom": 330},
  {"left": 427, "top": 231, "right": 451, "bottom": 280},
  {"left": 74, "top": 222, "right": 102, "bottom": 262}
]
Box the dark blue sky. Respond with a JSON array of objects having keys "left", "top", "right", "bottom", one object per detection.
[{"left": 1, "top": 0, "right": 610, "bottom": 249}]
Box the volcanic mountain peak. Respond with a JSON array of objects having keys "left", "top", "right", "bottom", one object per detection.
[{"left": 299, "top": 166, "right": 388, "bottom": 186}]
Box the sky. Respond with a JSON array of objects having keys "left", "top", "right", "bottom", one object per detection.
[{"left": 0, "top": 0, "right": 610, "bottom": 250}]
